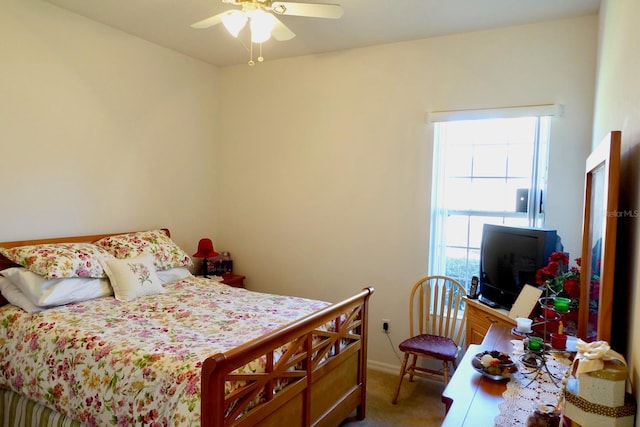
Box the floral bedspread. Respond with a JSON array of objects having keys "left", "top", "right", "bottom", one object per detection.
[{"left": 0, "top": 277, "right": 330, "bottom": 426}]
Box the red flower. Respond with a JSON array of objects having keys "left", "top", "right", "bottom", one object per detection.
[
  {"left": 590, "top": 280, "right": 600, "bottom": 300},
  {"left": 564, "top": 277, "right": 580, "bottom": 298},
  {"left": 535, "top": 270, "right": 544, "bottom": 285},
  {"left": 545, "top": 261, "right": 560, "bottom": 276},
  {"left": 549, "top": 252, "right": 569, "bottom": 265},
  {"left": 536, "top": 252, "right": 580, "bottom": 300}
]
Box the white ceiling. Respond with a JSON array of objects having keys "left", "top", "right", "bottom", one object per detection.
[{"left": 44, "top": 0, "right": 601, "bottom": 67}]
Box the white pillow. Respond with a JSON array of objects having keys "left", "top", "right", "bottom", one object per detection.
[
  {"left": 156, "top": 267, "right": 193, "bottom": 284},
  {"left": 1, "top": 267, "right": 113, "bottom": 307},
  {"left": 0, "top": 276, "right": 43, "bottom": 313},
  {"left": 104, "top": 254, "right": 164, "bottom": 301}
]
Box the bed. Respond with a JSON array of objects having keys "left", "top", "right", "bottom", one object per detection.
[{"left": 0, "top": 229, "right": 373, "bottom": 427}]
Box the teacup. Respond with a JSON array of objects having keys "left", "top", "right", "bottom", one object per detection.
[{"left": 516, "top": 317, "right": 533, "bottom": 333}]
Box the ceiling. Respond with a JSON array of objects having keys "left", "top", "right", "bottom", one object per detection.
[{"left": 44, "top": 0, "right": 601, "bottom": 67}]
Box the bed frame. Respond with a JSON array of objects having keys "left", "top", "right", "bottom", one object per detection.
[{"left": 0, "top": 230, "right": 374, "bottom": 427}]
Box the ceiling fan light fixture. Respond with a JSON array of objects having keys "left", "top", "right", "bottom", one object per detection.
[
  {"left": 191, "top": 0, "right": 344, "bottom": 65},
  {"left": 249, "top": 9, "right": 276, "bottom": 43},
  {"left": 222, "top": 10, "right": 247, "bottom": 37}
]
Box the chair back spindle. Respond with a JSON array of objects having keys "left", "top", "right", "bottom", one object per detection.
[{"left": 409, "top": 276, "right": 466, "bottom": 347}]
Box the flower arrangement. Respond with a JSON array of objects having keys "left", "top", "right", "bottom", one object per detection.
[
  {"left": 535, "top": 252, "right": 581, "bottom": 301},
  {"left": 535, "top": 252, "right": 602, "bottom": 338}
]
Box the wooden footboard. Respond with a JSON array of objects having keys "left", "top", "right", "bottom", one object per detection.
[{"left": 200, "top": 287, "right": 374, "bottom": 427}]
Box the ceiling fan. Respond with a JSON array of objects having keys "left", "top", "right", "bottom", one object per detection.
[{"left": 191, "top": 0, "right": 343, "bottom": 64}]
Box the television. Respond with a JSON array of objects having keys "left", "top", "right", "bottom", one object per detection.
[{"left": 478, "top": 224, "right": 561, "bottom": 310}]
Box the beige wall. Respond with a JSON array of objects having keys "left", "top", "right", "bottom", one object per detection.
[
  {"left": 217, "top": 16, "right": 598, "bottom": 369},
  {"left": 1, "top": 0, "right": 600, "bottom": 372},
  {"left": 593, "top": 0, "right": 640, "bottom": 418},
  {"left": 0, "top": 0, "right": 220, "bottom": 254}
]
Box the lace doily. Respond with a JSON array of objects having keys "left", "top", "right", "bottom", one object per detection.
[{"left": 494, "top": 340, "right": 572, "bottom": 427}]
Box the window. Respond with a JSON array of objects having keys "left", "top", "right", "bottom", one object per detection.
[{"left": 429, "top": 111, "right": 553, "bottom": 292}]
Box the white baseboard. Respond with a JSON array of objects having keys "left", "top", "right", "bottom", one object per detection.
[
  {"left": 367, "top": 357, "right": 447, "bottom": 376},
  {"left": 367, "top": 360, "right": 400, "bottom": 375}
]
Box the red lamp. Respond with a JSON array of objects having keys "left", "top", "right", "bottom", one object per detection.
[{"left": 193, "top": 238, "right": 219, "bottom": 277}]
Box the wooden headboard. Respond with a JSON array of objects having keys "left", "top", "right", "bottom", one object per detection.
[{"left": 0, "top": 229, "right": 171, "bottom": 307}]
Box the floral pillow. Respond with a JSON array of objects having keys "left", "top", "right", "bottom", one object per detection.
[
  {"left": 0, "top": 243, "right": 112, "bottom": 279},
  {"left": 103, "top": 254, "right": 164, "bottom": 301},
  {"left": 93, "top": 229, "right": 193, "bottom": 271}
]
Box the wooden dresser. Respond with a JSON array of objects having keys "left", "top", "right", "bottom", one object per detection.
[{"left": 464, "top": 297, "right": 516, "bottom": 346}]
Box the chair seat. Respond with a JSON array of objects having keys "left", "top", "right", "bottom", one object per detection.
[{"left": 398, "top": 334, "right": 458, "bottom": 361}]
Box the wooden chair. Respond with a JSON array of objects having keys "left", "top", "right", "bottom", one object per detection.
[{"left": 391, "top": 275, "right": 467, "bottom": 404}]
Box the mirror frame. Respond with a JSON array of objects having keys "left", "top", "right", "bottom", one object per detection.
[{"left": 577, "top": 131, "right": 621, "bottom": 342}]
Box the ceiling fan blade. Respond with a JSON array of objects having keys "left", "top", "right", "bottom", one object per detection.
[
  {"left": 190, "top": 11, "right": 228, "bottom": 29},
  {"left": 272, "top": 16, "right": 296, "bottom": 41},
  {"left": 272, "top": 2, "right": 344, "bottom": 19}
]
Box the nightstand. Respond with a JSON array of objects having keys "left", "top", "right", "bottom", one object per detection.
[{"left": 221, "top": 273, "right": 245, "bottom": 288}]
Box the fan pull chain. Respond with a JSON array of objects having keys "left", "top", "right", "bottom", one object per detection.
[
  {"left": 248, "top": 43, "right": 265, "bottom": 66},
  {"left": 248, "top": 42, "right": 255, "bottom": 66},
  {"left": 258, "top": 43, "right": 264, "bottom": 63}
]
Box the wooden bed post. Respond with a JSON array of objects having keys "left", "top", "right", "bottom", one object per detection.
[{"left": 357, "top": 288, "right": 369, "bottom": 421}]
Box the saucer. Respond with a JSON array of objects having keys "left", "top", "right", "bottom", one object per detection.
[{"left": 511, "top": 327, "right": 532, "bottom": 337}]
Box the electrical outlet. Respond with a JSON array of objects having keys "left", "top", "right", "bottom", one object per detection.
[{"left": 382, "top": 319, "right": 390, "bottom": 333}]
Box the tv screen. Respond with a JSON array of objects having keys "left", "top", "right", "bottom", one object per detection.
[{"left": 479, "top": 224, "right": 560, "bottom": 310}]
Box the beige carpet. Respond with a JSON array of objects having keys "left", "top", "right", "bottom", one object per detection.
[{"left": 340, "top": 369, "right": 446, "bottom": 426}]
